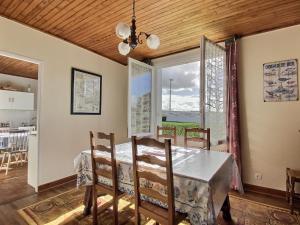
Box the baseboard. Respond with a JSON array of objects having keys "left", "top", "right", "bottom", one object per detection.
[
  {"left": 37, "top": 177, "right": 286, "bottom": 199},
  {"left": 244, "top": 183, "right": 286, "bottom": 199},
  {"left": 38, "top": 174, "right": 77, "bottom": 192}
]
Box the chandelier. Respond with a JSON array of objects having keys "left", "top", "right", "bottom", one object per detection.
[{"left": 115, "top": 0, "right": 160, "bottom": 56}]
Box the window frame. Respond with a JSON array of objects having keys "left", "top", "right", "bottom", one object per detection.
[
  {"left": 128, "top": 58, "right": 156, "bottom": 138},
  {"left": 152, "top": 38, "right": 226, "bottom": 145}
]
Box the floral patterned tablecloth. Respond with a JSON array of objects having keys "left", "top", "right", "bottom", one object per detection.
[{"left": 74, "top": 142, "right": 243, "bottom": 225}]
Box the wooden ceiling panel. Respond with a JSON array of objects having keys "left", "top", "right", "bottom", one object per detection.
[
  {"left": 0, "top": 55, "right": 38, "bottom": 79},
  {"left": 1, "top": 0, "right": 300, "bottom": 65}
]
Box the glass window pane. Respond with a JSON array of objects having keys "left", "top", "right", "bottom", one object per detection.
[
  {"left": 131, "top": 63, "right": 152, "bottom": 134},
  {"left": 204, "top": 41, "right": 226, "bottom": 146}
]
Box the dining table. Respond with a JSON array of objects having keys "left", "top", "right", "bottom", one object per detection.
[{"left": 74, "top": 142, "right": 243, "bottom": 225}]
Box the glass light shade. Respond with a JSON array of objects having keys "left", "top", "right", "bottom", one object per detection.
[
  {"left": 115, "top": 22, "right": 130, "bottom": 39},
  {"left": 118, "top": 42, "right": 130, "bottom": 55},
  {"left": 146, "top": 34, "right": 160, "bottom": 49}
]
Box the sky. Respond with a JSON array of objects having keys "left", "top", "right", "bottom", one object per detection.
[
  {"left": 131, "top": 69, "right": 152, "bottom": 106},
  {"left": 130, "top": 61, "right": 201, "bottom": 112},
  {"left": 131, "top": 73, "right": 151, "bottom": 96},
  {"left": 161, "top": 61, "right": 200, "bottom": 111}
]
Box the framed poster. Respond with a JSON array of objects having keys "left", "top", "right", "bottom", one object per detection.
[
  {"left": 263, "top": 59, "right": 298, "bottom": 102},
  {"left": 71, "top": 68, "right": 102, "bottom": 114}
]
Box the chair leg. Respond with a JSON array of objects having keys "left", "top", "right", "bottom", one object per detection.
[
  {"left": 20, "top": 153, "right": 24, "bottom": 166},
  {"left": 15, "top": 153, "right": 20, "bottom": 166},
  {"left": 286, "top": 174, "right": 290, "bottom": 202},
  {"left": 290, "top": 178, "right": 295, "bottom": 214},
  {"left": 135, "top": 210, "right": 140, "bottom": 225},
  {"left": 113, "top": 195, "right": 118, "bottom": 225},
  {"left": 5, "top": 153, "right": 11, "bottom": 175},
  {"left": 0, "top": 152, "right": 6, "bottom": 170},
  {"left": 92, "top": 186, "right": 98, "bottom": 225},
  {"left": 24, "top": 152, "right": 28, "bottom": 162}
]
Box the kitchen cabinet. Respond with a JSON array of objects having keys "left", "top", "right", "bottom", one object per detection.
[
  {"left": 0, "top": 90, "right": 34, "bottom": 110},
  {"left": 0, "top": 90, "right": 13, "bottom": 109}
]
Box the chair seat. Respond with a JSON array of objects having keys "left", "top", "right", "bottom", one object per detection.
[{"left": 140, "top": 200, "right": 187, "bottom": 224}]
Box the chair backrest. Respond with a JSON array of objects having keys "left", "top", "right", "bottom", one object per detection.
[
  {"left": 89, "top": 131, "right": 118, "bottom": 191},
  {"left": 0, "top": 129, "right": 9, "bottom": 148},
  {"left": 7, "top": 130, "right": 29, "bottom": 152},
  {"left": 157, "top": 126, "right": 177, "bottom": 145},
  {"left": 131, "top": 136, "right": 175, "bottom": 224},
  {"left": 184, "top": 127, "right": 210, "bottom": 150}
]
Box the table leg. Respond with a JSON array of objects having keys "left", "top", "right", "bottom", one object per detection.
[
  {"left": 221, "top": 195, "right": 232, "bottom": 221},
  {"left": 83, "top": 186, "right": 93, "bottom": 216}
]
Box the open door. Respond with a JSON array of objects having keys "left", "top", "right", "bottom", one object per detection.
[
  {"left": 128, "top": 58, "right": 155, "bottom": 137},
  {"left": 200, "top": 36, "right": 227, "bottom": 146}
]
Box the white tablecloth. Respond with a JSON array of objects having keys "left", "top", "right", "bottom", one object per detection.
[{"left": 74, "top": 142, "right": 243, "bottom": 225}]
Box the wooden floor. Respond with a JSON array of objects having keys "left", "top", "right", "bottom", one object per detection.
[
  {"left": 0, "top": 165, "right": 35, "bottom": 205},
  {"left": 231, "top": 190, "right": 299, "bottom": 211},
  {"left": 0, "top": 165, "right": 76, "bottom": 225},
  {"left": 0, "top": 166, "right": 298, "bottom": 224}
]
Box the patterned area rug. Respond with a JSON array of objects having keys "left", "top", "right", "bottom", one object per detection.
[{"left": 18, "top": 188, "right": 299, "bottom": 225}]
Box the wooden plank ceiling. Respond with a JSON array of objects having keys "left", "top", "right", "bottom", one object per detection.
[
  {"left": 0, "top": 0, "right": 300, "bottom": 65},
  {"left": 0, "top": 55, "right": 38, "bottom": 79}
]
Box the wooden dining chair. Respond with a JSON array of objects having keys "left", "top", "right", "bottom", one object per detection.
[
  {"left": 286, "top": 168, "right": 300, "bottom": 214},
  {"left": 131, "top": 136, "right": 186, "bottom": 225},
  {"left": 157, "top": 126, "right": 177, "bottom": 145},
  {"left": 90, "top": 131, "right": 120, "bottom": 225},
  {"left": 0, "top": 131, "right": 28, "bottom": 175},
  {"left": 17, "top": 131, "right": 29, "bottom": 165},
  {"left": 184, "top": 127, "right": 210, "bottom": 150}
]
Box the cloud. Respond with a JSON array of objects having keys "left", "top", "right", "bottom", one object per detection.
[
  {"left": 162, "top": 94, "right": 199, "bottom": 111},
  {"left": 161, "top": 61, "right": 200, "bottom": 90},
  {"left": 162, "top": 87, "right": 198, "bottom": 97}
]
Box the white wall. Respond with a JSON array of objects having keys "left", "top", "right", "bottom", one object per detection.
[
  {"left": 0, "top": 73, "right": 38, "bottom": 94},
  {"left": 0, "top": 17, "right": 128, "bottom": 185},
  {"left": 0, "top": 73, "right": 37, "bottom": 127},
  {"left": 239, "top": 25, "right": 300, "bottom": 191}
]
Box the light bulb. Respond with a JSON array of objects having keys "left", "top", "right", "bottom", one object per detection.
[
  {"left": 118, "top": 42, "right": 130, "bottom": 56},
  {"left": 146, "top": 34, "right": 160, "bottom": 49},
  {"left": 115, "top": 22, "right": 130, "bottom": 39}
]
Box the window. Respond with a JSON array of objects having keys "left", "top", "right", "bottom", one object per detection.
[
  {"left": 156, "top": 37, "right": 226, "bottom": 146},
  {"left": 128, "top": 58, "right": 154, "bottom": 137},
  {"left": 128, "top": 37, "right": 226, "bottom": 146}
]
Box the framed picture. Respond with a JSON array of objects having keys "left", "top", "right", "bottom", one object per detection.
[
  {"left": 71, "top": 68, "right": 102, "bottom": 114},
  {"left": 263, "top": 59, "right": 298, "bottom": 102}
]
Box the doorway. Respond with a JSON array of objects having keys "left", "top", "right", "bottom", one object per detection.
[{"left": 0, "top": 51, "right": 42, "bottom": 203}]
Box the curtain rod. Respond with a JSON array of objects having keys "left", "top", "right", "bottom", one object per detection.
[{"left": 225, "top": 34, "right": 240, "bottom": 45}]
